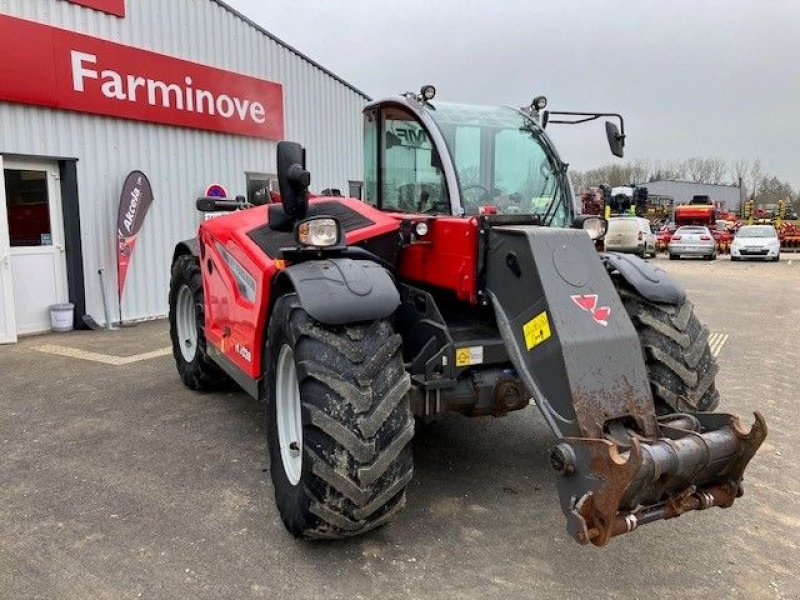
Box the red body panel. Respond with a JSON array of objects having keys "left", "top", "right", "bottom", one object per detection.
[
  {"left": 197, "top": 198, "right": 400, "bottom": 380},
  {"left": 395, "top": 216, "right": 480, "bottom": 303}
]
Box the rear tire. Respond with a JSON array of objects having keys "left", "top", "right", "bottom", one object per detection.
[
  {"left": 168, "top": 254, "right": 229, "bottom": 390},
  {"left": 669, "top": 253, "right": 678, "bottom": 260},
  {"left": 613, "top": 282, "right": 720, "bottom": 414},
  {"left": 265, "top": 294, "right": 413, "bottom": 539}
]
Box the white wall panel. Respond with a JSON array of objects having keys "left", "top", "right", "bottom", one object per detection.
[{"left": 0, "top": 0, "right": 368, "bottom": 322}]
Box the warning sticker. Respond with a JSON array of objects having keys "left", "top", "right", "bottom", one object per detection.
[
  {"left": 455, "top": 346, "right": 484, "bottom": 367},
  {"left": 523, "top": 311, "right": 552, "bottom": 351}
]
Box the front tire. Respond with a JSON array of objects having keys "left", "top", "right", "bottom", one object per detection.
[
  {"left": 265, "top": 294, "right": 413, "bottom": 539},
  {"left": 613, "top": 282, "right": 720, "bottom": 414},
  {"left": 168, "top": 255, "right": 229, "bottom": 390}
]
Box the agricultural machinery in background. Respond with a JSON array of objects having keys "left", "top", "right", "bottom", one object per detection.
[
  {"left": 169, "top": 87, "right": 766, "bottom": 546},
  {"left": 742, "top": 198, "right": 800, "bottom": 250}
]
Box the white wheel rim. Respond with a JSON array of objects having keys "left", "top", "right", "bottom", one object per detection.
[
  {"left": 176, "top": 285, "right": 198, "bottom": 362},
  {"left": 276, "top": 344, "right": 303, "bottom": 485}
]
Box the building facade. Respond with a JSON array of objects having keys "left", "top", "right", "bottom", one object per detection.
[
  {"left": 640, "top": 180, "right": 744, "bottom": 214},
  {"left": 0, "top": 0, "right": 369, "bottom": 342}
]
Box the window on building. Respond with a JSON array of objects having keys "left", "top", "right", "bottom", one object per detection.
[
  {"left": 4, "top": 169, "right": 52, "bottom": 247},
  {"left": 246, "top": 173, "right": 278, "bottom": 206},
  {"left": 348, "top": 180, "right": 363, "bottom": 200}
]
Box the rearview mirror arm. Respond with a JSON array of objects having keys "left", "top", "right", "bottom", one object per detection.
[{"left": 542, "top": 111, "right": 625, "bottom": 136}]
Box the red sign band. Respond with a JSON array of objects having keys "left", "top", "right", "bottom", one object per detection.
[
  {"left": 0, "top": 15, "right": 285, "bottom": 140},
  {"left": 65, "top": 0, "right": 126, "bottom": 18}
]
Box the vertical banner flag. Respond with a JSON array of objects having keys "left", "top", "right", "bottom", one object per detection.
[{"left": 116, "top": 171, "right": 154, "bottom": 299}]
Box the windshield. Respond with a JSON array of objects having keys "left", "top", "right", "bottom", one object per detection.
[
  {"left": 429, "top": 102, "right": 571, "bottom": 225},
  {"left": 736, "top": 226, "right": 776, "bottom": 238}
]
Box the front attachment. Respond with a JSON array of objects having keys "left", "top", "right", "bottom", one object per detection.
[
  {"left": 552, "top": 412, "right": 766, "bottom": 545},
  {"left": 484, "top": 224, "right": 766, "bottom": 545}
]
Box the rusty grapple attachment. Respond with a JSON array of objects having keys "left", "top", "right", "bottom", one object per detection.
[
  {"left": 551, "top": 411, "right": 767, "bottom": 546},
  {"left": 484, "top": 224, "right": 767, "bottom": 546}
]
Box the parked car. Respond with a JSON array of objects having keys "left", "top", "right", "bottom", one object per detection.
[
  {"left": 668, "top": 225, "right": 717, "bottom": 260},
  {"left": 730, "top": 225, "right": 780, "bottom": 261},
  {"left": 605, "top": 216, "right": 656, "bottom": 257}
]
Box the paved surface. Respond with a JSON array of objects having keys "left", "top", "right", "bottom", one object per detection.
[{"left": 1, "top": 255, "right": 798, "bottom": 599}]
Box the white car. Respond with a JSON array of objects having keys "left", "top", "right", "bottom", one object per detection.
[
  {"left": 731, "top": 225, "right": 780, "bottom": 261},
  {"left": 605, "top": 217, "right": 657, "bottom": 258}
]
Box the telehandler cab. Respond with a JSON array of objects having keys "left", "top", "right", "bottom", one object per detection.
[{"left": 169, "top": 87, "right": 765, "bottom": 545}]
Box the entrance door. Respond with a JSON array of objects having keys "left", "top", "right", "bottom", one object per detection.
[
  {"left": 0, "top": 156, "right": 17, "bottom": 344},
  {"left": 2, "top": 159, "right": 69, "bottom": 337}
]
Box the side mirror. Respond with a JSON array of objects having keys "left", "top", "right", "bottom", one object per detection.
[
  {"left": 605, "top": 121, "right": 625, "bottom": 158},
  {"left": 277, "top": 141, "right": 310, "bottom": 220},
  {"left": 573, "top": 215, "right": 607, "bottom": 240}
]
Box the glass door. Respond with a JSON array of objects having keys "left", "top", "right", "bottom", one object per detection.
[
  {"left": 0, "top": 156, "right": 17, "bottom": 343},
  {"left": 4, "top": 159, "right": 68, "bottom": 335}
]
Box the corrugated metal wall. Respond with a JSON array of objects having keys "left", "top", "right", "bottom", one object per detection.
[
  {"left": 0, "top": 0, "right": 368, "bottom": 322},
  {"left": 642, "top": 181, "right": 744, "bottom": 213}
]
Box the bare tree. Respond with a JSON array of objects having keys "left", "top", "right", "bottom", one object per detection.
[
  {"left": 730, "top": 158, "right": 749, "bottom": 186},
  {"left": 569, "top": 169, "right": 588, "bottom": 192},
  {"left": 704, "top": 158, "right": 727, "bottom": 184},
  {"left": 748, "top": 158, "right": 763, "bottom": 200},
  {"left": 682, "top": 157, "right": 727, "bottom": 184},
  {"left": 629, "top": 159, "right": 652, "bottom": 184},
  {"left": 650, "top": 160, "right": 686, "bottom": 181}
]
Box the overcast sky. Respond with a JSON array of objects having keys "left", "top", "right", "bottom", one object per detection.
[{"left": 227, "top": 0, "right": 800, "bottom": 187}]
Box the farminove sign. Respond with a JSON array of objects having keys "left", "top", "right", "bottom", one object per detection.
[
  {"left": 64, "top": 0, "right": 126, "bottom": 17},
  {"left": 0, "top": 14, "right": 285, "bottom": 140}
]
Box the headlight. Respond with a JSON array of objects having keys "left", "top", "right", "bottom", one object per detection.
[
  {"left": 581, "top": 216, "right": 607, "bottom": 240},
  {"left": 295, "top": 216, "right": 343, "bottom": 248}
]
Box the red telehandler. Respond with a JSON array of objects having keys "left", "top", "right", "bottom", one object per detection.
[{"left": 169, "top": 87, "right": 765, "bottom": 545}]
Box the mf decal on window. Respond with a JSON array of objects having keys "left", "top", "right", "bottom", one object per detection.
[
  {"left": 215, "top": 243, "right": 256, "bottom": 303},
  {"left": 571, "top": 294, "right": 611, "bottom": 327},
  {"left": 523, "top": 311, "right": 551, "bottom": 351},
  {"left": 387, "top": 124, "right": 430, "bottom": 149}
]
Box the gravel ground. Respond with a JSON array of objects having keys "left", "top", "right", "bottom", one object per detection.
[{"left": 0, "top": 253, "right": 797, "bottom": 600}]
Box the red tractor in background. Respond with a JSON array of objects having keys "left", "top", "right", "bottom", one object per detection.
[{"left": 168, "top": 87, "right": 765, "bottom": 546}]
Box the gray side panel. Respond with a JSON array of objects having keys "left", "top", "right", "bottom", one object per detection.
[
  {"left": 601, "top": 252, "right": 685, "bottom": 305},
  {"left": 280, "top": 259, "right": 399, "bottom": 326},
  {"left": 486, "top": 226, "right": 657, "bottom": 439}
]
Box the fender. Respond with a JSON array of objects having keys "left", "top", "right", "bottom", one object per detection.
[
  {"left": 601, "top": 252, "right": 685, "bottom": 306},
  {"left": 172, "top": 238, "right": 199, "bottom": 263},
  {"left": 275, "top": 258, "right": 400, "bottom": 325}
]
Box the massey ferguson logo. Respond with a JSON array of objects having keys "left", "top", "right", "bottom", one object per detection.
[{"left": 571, "top": 294, "right": 611, "bottom": 327}]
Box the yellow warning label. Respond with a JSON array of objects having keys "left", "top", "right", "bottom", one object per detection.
[
  {"left": 455, "top": 346, "right": 484, "bottom": 367},
  {"left": 523, "top": 311, "right": 552, "bottom": 351}
]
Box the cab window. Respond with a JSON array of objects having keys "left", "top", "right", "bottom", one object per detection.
[{"left": 380, "top": 107, "right": 448, "bottom": 214}]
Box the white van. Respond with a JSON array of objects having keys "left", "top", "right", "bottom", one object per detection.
[{"left": 605, "top": 217, "right": 656, "bottom": 258}]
